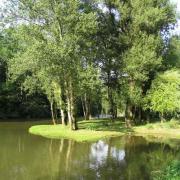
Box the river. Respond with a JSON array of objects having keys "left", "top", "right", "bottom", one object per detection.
[{"left": 0, "top": 121, "right": 179, "bottom": 180}]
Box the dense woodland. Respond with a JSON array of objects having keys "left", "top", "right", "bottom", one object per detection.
[{"left": 0, "top": 0, "right": 180, "bottom": 129}]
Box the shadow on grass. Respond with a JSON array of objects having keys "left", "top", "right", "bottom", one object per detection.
[{"left": 78, "top": 119, "right": 134, "bottom": 133}]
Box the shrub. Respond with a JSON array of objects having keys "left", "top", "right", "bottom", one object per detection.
[{"left": 153, "top": 161, "right": 180, "bottom": 180}]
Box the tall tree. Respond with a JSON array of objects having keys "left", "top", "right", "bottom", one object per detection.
[
  {"left": 95, "top": 0, "right": 122, "bottom": 119},
  {"left": 5, "top": 0, "right": 97, "bottom": 129},
  {"left": 116, "top": 0, "right": 176, "bottom": 126}
]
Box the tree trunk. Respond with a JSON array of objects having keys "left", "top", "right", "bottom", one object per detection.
[
  {"left": 70, "top": 102, "right": 78, "bottom": 130},
  {"left": 138, "top": 107, "right": 142, "bottom": 123},
  {"left": 69, "top": 83, "right": 78, "bottom": 130},
  {"left": 134, "top": 106, "right": 142, "bottom": 124},
  {"left": 84, "top": 93, "right": 91, "bottom": 120},
  {"left": 54, "top": 103, "right": 58, "bottom": 120},
  {"left": 66, "top": 79, "right": 78, "bottom": 130},
  {"left": 60, "top": 109, "right": 65, "bottom": 125},
  {"left": 160, "top": 112, "right": 165, "bottom": 123},
  {"left": 81, "top": 96, "right": 86, "bottom": 120},
  {"left": 50, "top": 101, "right": 56, "bottom": 125},
  {"left": 125, "top": 79, "right": 136, "bottom": 126},
  {"left": 146, "top": 110, "right": 150, "bottom": 123},
  {"left": 81, "top": 94, "right": 91, "bottom": 120},
  {"left": 112, "top": 104, "right": 117, "bottom": 119},
  {"left": 108, "top": 86, "right": 117, "bottom": 120},
  {"left": 67, "top": 95, "right": 72, "bottom": 126},
  {"left": 125, "top": 100, "right": 133, "bottom": 128},
  {"left": 59, "top": 94, "right": 66, "bottom": 125}
]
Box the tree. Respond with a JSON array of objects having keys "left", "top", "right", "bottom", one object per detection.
[
  {"left": 95, "top": 0, "right": 122, "bottom": 119},
  {"left": 0, "top": 0, "right": 178, "bottom": 128},
  {"left": 5, "top": 0, "right": 97, "bottom": 130},
  {"left": 93, "top": 0, "right": 175, "bottom": 125},
  {"left": 79, "top": 64, "right": 102, "bottom": 120},
  {"left": 145, "top": 70, "right": 180, "bottom": 122},
  {"left": 116, "top": 0, "right": 176, "bottom": 126},
  {"left": 164, "top": 35, "right": 180, "bottom": 69}
]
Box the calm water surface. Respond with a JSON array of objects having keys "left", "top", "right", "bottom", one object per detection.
[{"left": 0, "top": 121, "right": 180, "bottom": 180}]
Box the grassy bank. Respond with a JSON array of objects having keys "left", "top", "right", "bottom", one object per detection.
[
  {"left": 29, "top": 122, "right": 124, "bottom": 142},
  {"left": 152, "top": 160, "right": 180, "bottom": 180},
  {"left": 133, "top": 120, "right": 180, "bottom": 139},
  {"left": 29, "top": 119, "right": 180, "bottom": 142}
]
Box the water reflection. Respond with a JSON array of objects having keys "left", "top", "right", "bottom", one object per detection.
[
  {"left": 90, "top": 140, "right": 126, "bottom": 170},
  {"left": 0, "top": 122, "right": 180, "bottom": 180}
]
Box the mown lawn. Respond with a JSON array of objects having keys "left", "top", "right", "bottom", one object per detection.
[
  {"left": 29, "top": 120, "right": 126, "bottom": 142},
  {"left": 29, "top": 119, "right": 180, "bottom": 142}
]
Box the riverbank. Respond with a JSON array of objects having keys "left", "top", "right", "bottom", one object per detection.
[
  {"left": 134, "top": 120, "right": 180, "bottom": 139},
  {"left": 29, "top": 119, "right": 180, "bottom": 142}
]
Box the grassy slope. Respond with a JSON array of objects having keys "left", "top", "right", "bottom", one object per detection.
[
  {"left": 133, "top": 120, "right": 180, "bottom": 139},
  {"left": 29, "top": 119, "right": 180, "bottom": 142}
]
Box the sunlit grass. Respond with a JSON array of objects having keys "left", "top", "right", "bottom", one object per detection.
[
  {"left": 29, "top": 122, "right": 124, "bottom": 142},
  {"left": 29, "top": 119, "right": 180, "bottom": 142},
  {"left": 133, "top": 120, "right": 180, "bottom": 139},
  {"left": 78, "top": 119, "right": 131, "bottom": 132}
]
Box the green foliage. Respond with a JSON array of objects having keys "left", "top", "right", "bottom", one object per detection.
[
  {"left": 165, "top": 36, "right": 180, "bottom": 69},
  {"left": 145, "top": 70, "right": 180, "bottom": 115},
  {"left": 29, "top": 123, "right": 123, "bottom": 142},
  {"left": 113, "top": 0, "right": 176, "bottom": 118},
  {"left": 0, "top": 28, "right": 50, "bottom": 119},
  {"left": 153, "top": 161, "right": 180, "bottom": 180},
  {"left": 124, "top": 34, "right": 162, "bottom": 81},
  {"left": 0, "top": 0, "right": 178, "bottom": 124}
]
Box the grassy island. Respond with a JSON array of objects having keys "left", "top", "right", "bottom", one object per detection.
[
  {"left": 29, "top": 119, "right": 180, "bottom": 142},
  {"left": 29, "top": 121, "right": 124, "bottom": 142}
]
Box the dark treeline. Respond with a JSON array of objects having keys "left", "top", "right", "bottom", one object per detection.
[{"left": 0, "top": 0, "right": 180, "bottom": 129}]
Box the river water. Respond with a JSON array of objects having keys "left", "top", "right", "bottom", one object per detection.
[{"left": 0, "top": 121, "right": 180, "bottom": 180}]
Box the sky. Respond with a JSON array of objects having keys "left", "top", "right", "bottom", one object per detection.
[
  {"left": 172, "top": 0, "right": 180, "bottom": 10},
  {"left": 0, "top": 0, "right": 5, "bottom": 7},
  {"left": 0, "top": 0, "right": 179, "bottom": 11},
  {"left": 0, "top": 0, "right": 180, "bottom": 34},
  {"left": 171, "top": 0, "right": 180, "bottom": 35}
]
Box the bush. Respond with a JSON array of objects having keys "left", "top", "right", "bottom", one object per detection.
[
  {"left": 145, "top": 70, "right": 180, "bottom": 119},
  {"left": 153, "top": 161, "right": 180, "bottom": 180}
]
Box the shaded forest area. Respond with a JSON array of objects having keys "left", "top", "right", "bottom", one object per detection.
[{"left": 0, "top": 0, "right": 180, "bottom": 129}]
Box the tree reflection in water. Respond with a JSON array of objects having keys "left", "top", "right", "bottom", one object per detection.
[
  {"left": 89, "top": 140, "right": 126, "bottom": 170},
  {"left": 0, "top": 123, "right": 180, "bottom": 180}
]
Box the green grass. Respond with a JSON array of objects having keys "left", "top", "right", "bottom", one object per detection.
[
  {"left": 133, "top": 120, "right": 180, "bottom": 139},
  {"left": 78, "top": 119, "right": 132, "bottom": 132},
  {"left": 29, "top": 122, "right": 124, "bottom": 142},
  {"left": 29, "top": 119, "right": 180, "bottom": 142},
  {"left": 152, "top": 161, "right": 180, "bottom": 180}
]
